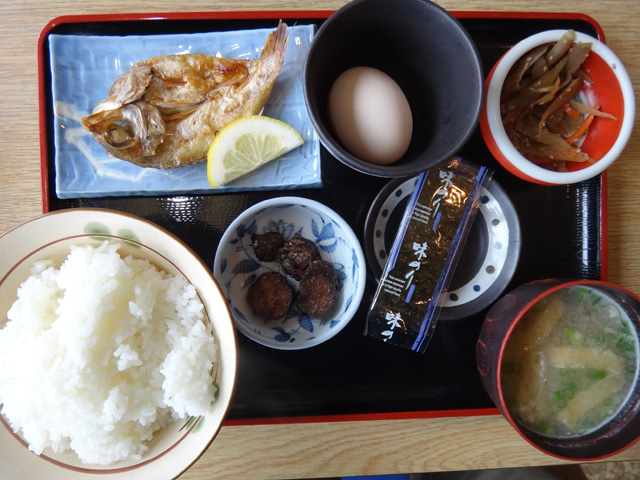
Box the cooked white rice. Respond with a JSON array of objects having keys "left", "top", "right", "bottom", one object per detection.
[{"left": 0, "top": 241, "right": 218, "bottom": 465}]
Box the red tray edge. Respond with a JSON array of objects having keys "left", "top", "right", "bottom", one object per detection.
[
  {"left": 223, "top": 407, "right": 501, "bottom": 427},
  {"left": 35, "top": 9, "right": 607, "bottom": 427}
]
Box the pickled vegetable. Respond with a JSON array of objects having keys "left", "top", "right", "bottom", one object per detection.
[{"left": 501, "top": 30, "right": 617, "bottom": 170}]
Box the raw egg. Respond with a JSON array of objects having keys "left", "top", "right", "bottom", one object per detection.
[{"left": 328, "top": 66, "right": 413, "bottom": 165}]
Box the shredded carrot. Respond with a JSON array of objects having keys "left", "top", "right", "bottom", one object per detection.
[
  {"left": 565, "top": 105, "right": 600, "bottom": 145},
  {"left": 563, "top": 103, "right": 581, "bottom": 120}
]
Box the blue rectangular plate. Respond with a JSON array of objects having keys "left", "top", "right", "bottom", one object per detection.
[{"left": 48, "top": 24, "right": 319, "bottom": 198}]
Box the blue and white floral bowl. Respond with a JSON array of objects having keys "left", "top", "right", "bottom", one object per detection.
[{"left": 214, "top": 197, "right": 366, "bottom": 350}]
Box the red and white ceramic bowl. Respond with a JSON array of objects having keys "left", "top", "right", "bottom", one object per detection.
[{"left": 480, "top": 29, "right": 635, "bottom": 185}]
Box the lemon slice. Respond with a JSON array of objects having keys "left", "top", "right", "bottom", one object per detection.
[{"left": 207, "top": 115, "right": 304, "bottom": 188}]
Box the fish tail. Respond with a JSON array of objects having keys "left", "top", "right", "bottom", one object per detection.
[{"left": 261, "top": 20, "right": 288, "bottom": 61}]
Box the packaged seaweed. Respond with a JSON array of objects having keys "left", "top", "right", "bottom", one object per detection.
[{"left": 365, "top": 157, "right": 492, "bottom": 353}]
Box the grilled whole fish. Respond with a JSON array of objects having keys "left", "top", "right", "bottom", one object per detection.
[{"left": 81, "top": 22, "right": 288, "bottom": 169}]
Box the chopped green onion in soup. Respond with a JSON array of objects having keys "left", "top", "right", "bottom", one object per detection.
[{"left": 501, "top": 286, "right": 639, "bottom": 437}]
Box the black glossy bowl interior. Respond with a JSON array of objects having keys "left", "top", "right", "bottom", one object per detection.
[{"left": 303, "top": 0, "right": 484, "bottom": 177}]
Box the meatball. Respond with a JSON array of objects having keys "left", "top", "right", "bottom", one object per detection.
[
  {"left": 247, "top": 272, "right": 294, "bottom": 320},
  {"left": 298, "top": 261, "right": 340, "bottom": 318},
  {"left": 251, "top": 232, "right": 284, "bottom": 262},
  {"left": 280, "top": 236, "right": 321, "bottom": 280}
]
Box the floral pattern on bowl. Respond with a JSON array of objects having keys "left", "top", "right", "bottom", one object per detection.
[{"left": 214, "top": 197, "right": 366, "bottom": 350}]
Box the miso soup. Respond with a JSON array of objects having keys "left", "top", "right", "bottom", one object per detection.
[{"left": 501, "top": 285, "right": 639, "bottom": 437}]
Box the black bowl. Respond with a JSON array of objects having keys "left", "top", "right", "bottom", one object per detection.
[{"left": 303, "top": 0, "right": 484, "bottom": 177}]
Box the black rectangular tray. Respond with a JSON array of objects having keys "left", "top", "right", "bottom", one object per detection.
[{"left": 39, "top": 11, "right": 605, "bottom": 422}]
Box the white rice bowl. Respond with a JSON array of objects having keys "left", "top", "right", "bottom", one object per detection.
[
  {"left": 0, "top": 241, "right": 217, "bottom": 465},
  {"left": 0, "top": 208, "right": 237, "bottom": 480}
]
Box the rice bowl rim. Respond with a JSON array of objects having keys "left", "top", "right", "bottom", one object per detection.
[{"left": 0, "top": 207, "right": 238, "bottom": 479}]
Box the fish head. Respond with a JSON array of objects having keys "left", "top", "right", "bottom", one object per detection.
[{"left": 82, "top": 101, "right": 166, "bottom": 161}]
